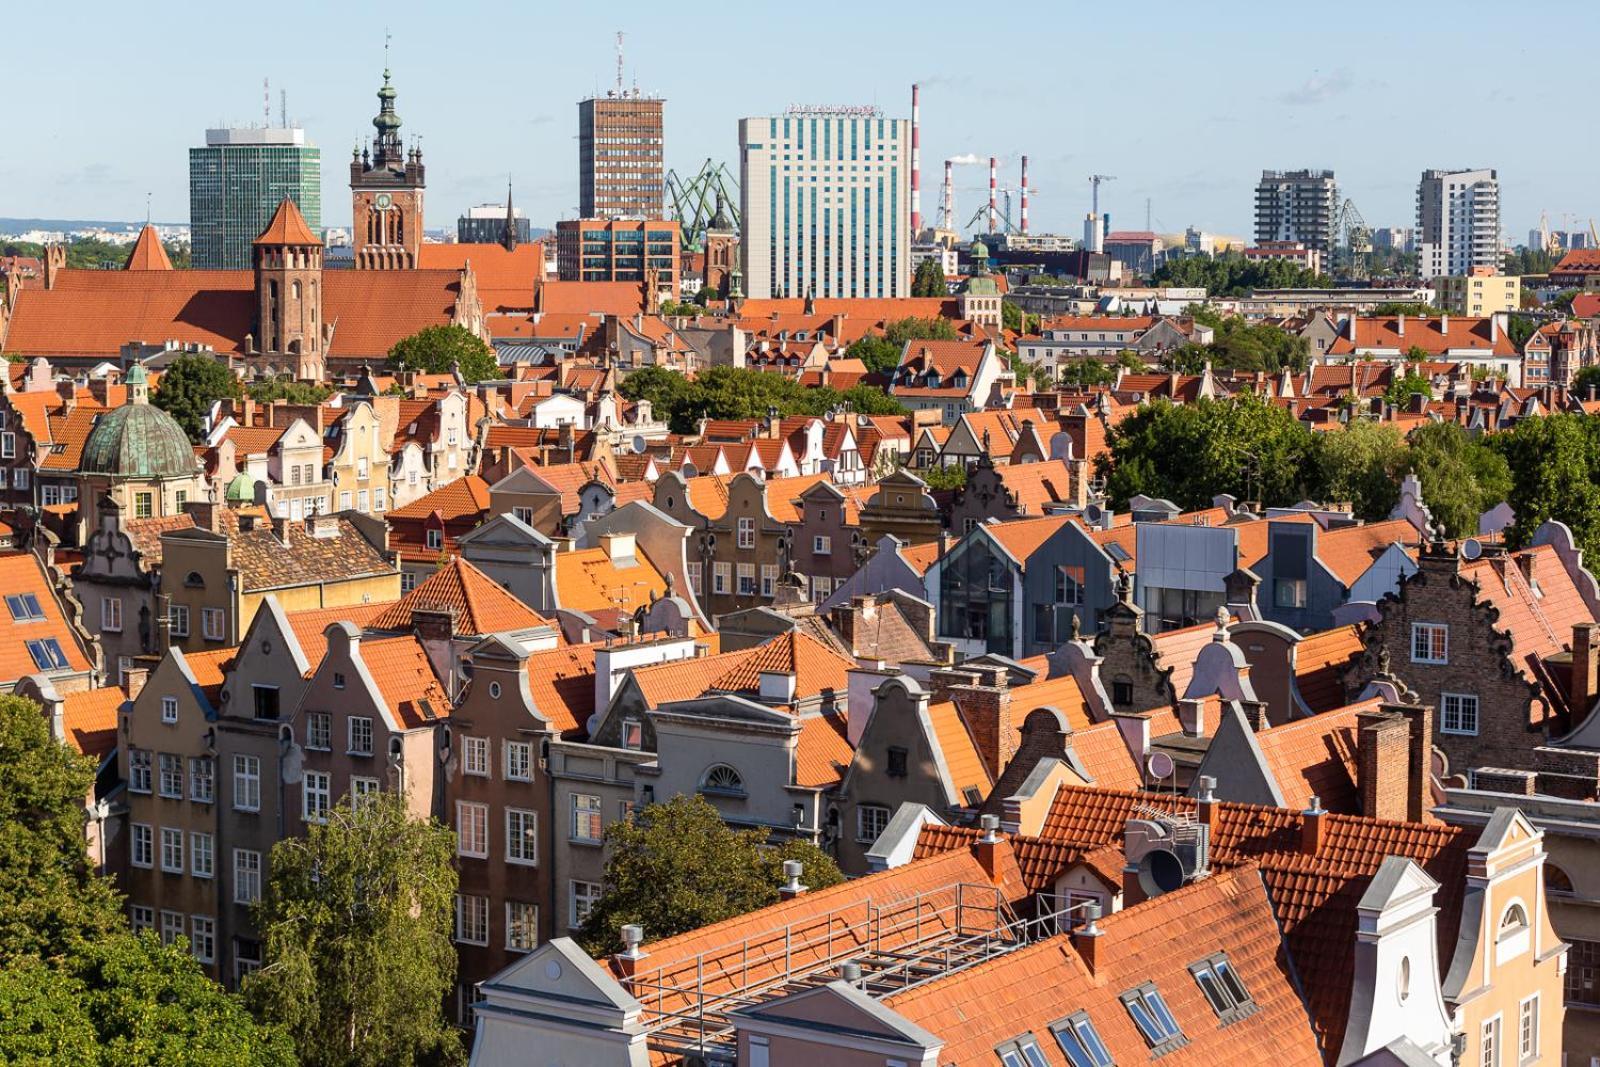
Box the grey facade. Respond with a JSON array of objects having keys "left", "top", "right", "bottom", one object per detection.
[{"left": 1253, "top": 169, "right": 1338, "bottom": 255}]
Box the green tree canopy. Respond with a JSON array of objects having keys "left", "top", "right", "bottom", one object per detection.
[
  {"left": 0, "top": 936, "right": 295, "bottom": 1066},
  {"left": 0, "top": 693, "right": 123, "bottom": 965},
  {"left": 1571, "top": 365, "right": 1600, "bottom": 400},
  {"left": 1312, "top": 421, "right": 1408, "bottom": 521},
  {"left": 911, "top": 258, "right": 947, "bottom": 297},
  {"left": 1489, "top": 412, "right": 1600, "bottom": 558},
  {"left": 918, "top": 464, "right": 968, "bottom": 491},
  {"left": 1057, "top": 358, "right": 1118, "bottom": 391},
  {"left": 246, "top": 378, "right": 333, "bottom": 405},
  {"left": 1369, "top": 302, "right": 1447, "bottom": 317},
  {"left": 621, "top": 366, "right": 902, "bottom": 434},
  {"left": 246, "top": 792, "right": 462, "bottom": 1067},
  {"left": 844, "top": 316, "right": 959, "bottom": 376},
  {"left": 844, "top": 335, "right": 902, "bottom": 377},
  {"left": 1402, "top": 421, "right": 1512, "bottom": 539},
  {"left": 387, "top": 324, "right": 501, "bottom": 382},
  {"left": 1000, "top": 301, "right": 1040, "bottom": 335},
  {"left": 577, "top": 794, "right": 843, "bottom": 957},
  {"left": 151, "top": 354, "right": 242, "bottom": 443},
  {"left": 1153, "top": 254, "right": 1331, "bottom": 297},
  {"left": 1383, "top": 371, "right": 1433, "bottom": 408},
  {"left": 1097, "top": 395, "right": 1319, "bottom": 510},
  {"left": 1169, "top": 316, "right": 1309, "bottom": 375}
]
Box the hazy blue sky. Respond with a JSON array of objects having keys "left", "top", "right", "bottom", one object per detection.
[{"left": 6, "top": 0, "right": 1594, "bottom": 242}]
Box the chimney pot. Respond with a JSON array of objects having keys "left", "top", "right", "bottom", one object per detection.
[
  {"left": 1301, "top": 798, "right": 1326, "bottom": 856},
  {"left": 779, "top": 858, "right": 808, "bottom": 899},
  {"left": 1071, "top": 901, "right": 1104, "bottom": 972}
]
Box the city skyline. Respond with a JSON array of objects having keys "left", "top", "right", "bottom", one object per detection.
[{"left": 5, "top": 0, "right": 1594, "bottom": 242}]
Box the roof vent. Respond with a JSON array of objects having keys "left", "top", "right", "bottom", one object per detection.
[
  {"left": 1124, "top": 811, "right": 1209, "bottom": 898},
  {"left": 978, "top": 813, "right": 1001, "bottom": 844},
  {"left": 619, "top": 924, "right": 646, "bottom": 960},
  {"left": 838, "top": 961, "right": 862, "bottom": 985}
]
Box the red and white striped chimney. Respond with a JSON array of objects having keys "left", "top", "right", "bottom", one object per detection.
[
  {"left": 988, "top": 156, "right": 997, "bottom": 234},
  {"left": 942, "top": 159, "right": 954, "bottom": 232},
  {"left": 910, "top": 84, "right": 922, "bottom": 237},
  {"left": 1020, "top": 155, "right": 1030, "bottom": 234}
]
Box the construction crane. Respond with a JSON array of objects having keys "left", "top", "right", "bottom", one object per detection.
[
  {"left": 1334, "top": 197, "right": 1371, "bottom": 276},
  {"left": 665, "top": 160, "right": 740, "bottom": 251},
  {"left": 964, "top": 189, "right": 1022, "bottom": 236},
  {"left": 1590, "top": 218, "right": 1599, "bottom": 252}
]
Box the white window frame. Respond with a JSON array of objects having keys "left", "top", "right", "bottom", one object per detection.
[
  {"left": 571, "top": 793, "right": 603, "bottom": 843},
  {"left": 189, "top": 757, "right": 213, "bottom": 803},
  {"left": 233, "top": 755, "right": 260, "bottom": 811},
  {"left": 457, "top": 801, "right": 489, "bottom": 858},
  {"left": 426, "top": 528, "right": 443, "bottom": 550},
  {"left": 233, "top": 849, "right": 261, "bottom": 905},
  {"left": 570, "top": 880, "right": 602, "bottom": 929},
  {"left": 737, "top": 562, "right": 756, "bottom": 595},
  {"left": 201, "top": 607, "right": 225, "bottom": 642},
  {"left": 158, "top": 753, "right": 183, "bottom": 798},
  {"left": 129, "top": 748, "right": 151, "bottom": 793},
  {"left": 463, "top": 735, "right": 489, "bottom": 777},
  {"left": 506, "top": 808, "right": 538, "bottom": 866},
  {"left": 160, "top": 826, "right": 184, "bottom": 873},
  {"left": 302, "top": 770, "right": 330, "bottom": 824},
  {"left": 160, "top": 910, "right": 184, "bottom": 947},
  {"left": 713, "top": 562, "right": 730, "bottom": 595},
  {"left": 347, "top": 716, "right": 374, "bottom": 756},
  {"left": 102, "top": 596, "right": 122, "bottom": 633},
  {"left": 190, "top": 915, "right": 215, "bottom": 964},
  {"left": 131, "top": 822, "right": 153, "bottom": 868},
  {"left": 1441, "top": 691, "right": 1480, "bottom": 736},
  {"left": 190, "top": 831, "right": 213, "bottom": 879},
  {"left": 130, "top": 904, "right": 154, "bottom": 933},
  {"left": 760, "top": 564, "right": 777, "bottom": 598},
  {"left": 454, "top": 893, "right": 489, "bottom": 946},
  {"left": 856, "top": 804, "right": 891, "bottom": 844},
  {"left": 505, "top": 740, "right": 533, "bottom": 782},
  {"left": 1411, "top": 622, "right": 1448, "bottom": 664},
  {"left": 169, "top": 604, "right": 190, "bottom": 638},
  {"left": 1481, "top": 1013, "right": 1501, "bottom": 1067},
  {"left": 506, "top": 901, "right": 538, "bottom": 952},
  {"left": 737, "top": 517, "right": 755, "bottom": 548},
  {"left": 306, "top": 711, "right": 331, "bottom": 751},
  {"left": 1518, "top": 994, "right": 1538, "bottom": 1062},
  {"left": 813, "top": 535, "right": 831, "bottom": 554},
  {"left": 161, "top": 696, "right": 178, "bottom": 724}
]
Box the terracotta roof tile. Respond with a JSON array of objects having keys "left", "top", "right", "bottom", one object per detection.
[
  {"left": 0, "top": 553, "right": 93, "bottom": 683},
  {"left": 357, "top": 635, "right": 450, "bottom": 730},
  {"left": 122, "top": 225, "right": 173, "bottom": 271},
  {"left": 1461, "top": 546, "right": 1599, "bottom": 686},
  {"left": 1253, "top": 697, "right": 1383, "bottom": 813},
  {"left": 283, "top": 601, "right": 392, "bottom": 670},
  {"left": 1315, "top": 519, "right": 1419, "bottom": 586},
  {"left": 369, "top": 557, "right": 546, "bottom": 637},
  {"left": 523, "top": 642, "right": 601, "bottom": 738},
  {"left": 794, "top": 711, "right": 853, "bottom": 787},
  {"left": 254, "top": 199, "right": 319, "bottom": 246},
  {"left": 387, "top": 475, "right": 492, "bottom": 522},
  {"left": 1067, "top": 719, "right": 1144, "bottom": 790},
  {"left": 709, "top": 630, "right": 854, "bottom": 698},
  {"left": 927, "top": 699, "right": 990, "bottom": 796},
  {"left": 1294, "top": 625, "right": 1365, "bottom": 713},
  {"left": 984, "top": 514, "right": 1074, "bottom": 563},
  {"left": 60, "top": 685, "right": 126, "bottom": 759},
  {"left": 553, "top": 545, "right": 669, "bottom": 617}
]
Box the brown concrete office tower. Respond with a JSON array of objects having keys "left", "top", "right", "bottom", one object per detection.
[
  {"left": 350, "top": 69, "right": 425, "bottom": 269},
  {"left": 577, "top": 91, "right": 664, "bottom": 219}
]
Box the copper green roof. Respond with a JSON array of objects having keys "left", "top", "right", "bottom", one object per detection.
[
  {"left": 225, "top": 472, "right": 257, "bottom": 502},
  {"left": 80, "top": 403, "right": 197, "bottom": 480}
]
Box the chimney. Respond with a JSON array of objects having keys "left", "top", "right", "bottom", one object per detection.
[
  {"left": 1357, "top": 710, "right": 1411, "bottom": 822},
  {"left": 599, "top": 531, "right": 636, "bottom": 564},
  {"left": 270, "top": 514, "right": 292, "bottom": 546},
  {"left": 1516, "top": 550, "right": 1537, "bottom": 583},
  {"left": 1396, "top": 313, "right": 1405, "bottom": 337},
  {"left": 1388, "top": 702, "right": 1434, "bottom": 823},
  {"left": 615, "top": 924, "right": 647, "bottom": 979},
  {"left": 973, "top": 814, "right": 1005, "bottom": 885},
  {"left": 758, "top": 670, "right": 797, "bottom": 704},
  {"left": 1300, "top": 797, "right": 1326, "bottom": 856},
  {"left": 952, "top": 672, "right": 1014, "bottom": 781},
  {"left": 1177, "top": 697, "right": 1210, "bottom": 738},
  {"left": 1122, "top": 861, "right": 1146, "bottom": 908},
  {"left": 1572, "top": 623, "right": 1598, "bottom": 719},
  {"left": 778, "top": 859, "right": 807, "bottom": 900},
  {"left": 1194, "top": 774, "right": 1218, "bottom": 832},
  {"left": 1071, "top": 901, "right": 1103, "bottom": 973},
  {"left": 124, "top": 665, "right": 150, "bottom": 701}
]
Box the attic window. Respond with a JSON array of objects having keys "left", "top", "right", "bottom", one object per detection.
[
  {"left": 185, "top": 571, "right": 205, "bottom": 588},
  {"left": 962, "top": 786, "right": 984, "bottom": 807},
  {"left": 995, "top": 1035, "right": 1049, "bottom": 1067},
  {"left": 25, "top": 637, "right": 68, "bottom": 671},
  {"left": 1190, "top": 953, "right": 1256, "bottom": 1022},
  {"left": 1121, "top": 984, "right": 1185, "bottom": 1052},
  {"left": 1049, "top": 1013, "right": 1114, "bottom": 1067},
  {"left": 5, "top": 594, "right": 44, "bottom": 622},
  {"left": 699, "top": 764, "right": 745, "bottom": 797}
]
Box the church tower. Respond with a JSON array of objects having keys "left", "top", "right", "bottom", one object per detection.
[
  {"left": 350, "top": 69, "right": 425, "bottom": 269},
  {"left": 253, "top": 198, "right": 325, "bottom": 380},
  {"left": 704, "top": 193, "right": 738, "bottom": 298}
]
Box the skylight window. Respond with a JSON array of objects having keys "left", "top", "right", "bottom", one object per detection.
[
  {"left": 26, "top": 637, "right": 69, "bottom": 671},
  {"left": 1190, "top": 953, "right": 1256, "bottom": 1021},
  {"left": 1051, "top": 1013, "right": 1114, "bottom": 1067},
  {"left": 1121, "top": 984, "right": 1184, "bottom": 1050},
  {"left": 995, "top": 1034, "right": 1050, "bottom": 1067},
  {"left": 6, "top": 594, "right": 45, "bottom": 622}
]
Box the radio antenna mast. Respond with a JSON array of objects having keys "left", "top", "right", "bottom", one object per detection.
[{"left": 615, "top": 31, "right": 625, "bottom": 94}]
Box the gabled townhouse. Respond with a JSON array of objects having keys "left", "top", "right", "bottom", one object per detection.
[
  {"left": 887, "top": 338, "right": 1008, "bottom": 425},
  {"left": 780, "top": 478, "right": 872, "bottom": 604},
  {"left": 926, "top": 515, "right": 1076, "bottom": 659},
  {"left": 117, "top": 644, "right": 234, "bottom": 980},
  {"left": 387, "top": 475, "right": 492, "bottom": 591},
  {"left": 945, "top": 456, "right": 1085, "bottom": 535},
  {"left": 1253, "top": 516, "right": 1421, "bottom": 632},
  {"left": 386, "top": 389, "right": 483, "bottom": 510},
  {"left": 855, "top": 469, "right": 943, "bottom": 547},
  {"left": 323, "top": 398, "right": 395, "bottom": 514},
  {"left": 1327, "top": 313, "right": 1521, "bottom": 384}
]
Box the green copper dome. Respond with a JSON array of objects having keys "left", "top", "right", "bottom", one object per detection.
[
  {"left": 80, "top": 402, "right": 197, "bottom": 480},
  {"left": 225, "top": 472, "right": 257, "bottom": 503}
]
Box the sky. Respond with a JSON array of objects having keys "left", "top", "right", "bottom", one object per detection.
[{"left": 6, "top": 0, "right": 1596, "bottom": 243}]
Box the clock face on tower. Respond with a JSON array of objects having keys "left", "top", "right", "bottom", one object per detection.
[{"left": 375, "top": 193, "right": 393, "bottom": 210}]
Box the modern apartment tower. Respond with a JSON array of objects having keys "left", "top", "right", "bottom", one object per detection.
[
  {"left": 189, "top": 127, "right": 321, "bottom": 270},
  {"left": 1416, "top": 168, "right": 1500, "bottom": 279},
  {"left": 578, "top": 92, "right": 665, "bottom": 219},
  {"left": 1253, "top": 169, "right": 1338, "bottom": 255},
  {"left": 738, "top": 108, "right": 910, "bottom": 300}
]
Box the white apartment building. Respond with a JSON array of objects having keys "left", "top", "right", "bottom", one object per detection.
[
  {"left": 738, "top": 108, "right": 910, "bottom": 300},
  {"left": 1254, "top": 169, "right": 1338, "bottom": 254},
  {"left": 1416, "top": 168, "right": 1500, "bottom": 279}
]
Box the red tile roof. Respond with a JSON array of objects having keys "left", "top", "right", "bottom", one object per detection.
[
  {"left": 369, "top": 557, "right": 546, "bottom": 636},
  {"left": 60, "top": 685, "right": 126, "bottom": 759},
  {"left": 254, "top": 198, "right": 320, "bottom": 246},
  {"left": 1462, "top": 546, "right": 1598, "bottom": 688},
  {"left": 0, "top": 553, "right": 93, "bottom": 683},
  {"left": 1294, "top": 625, "right": 1365, "bottom": 713},
  {"left": 1253, "top": 697, "right": 1383, "bottom": 813},
  {"left": 387, "top": 475, "right": 492, "bottom": 522},
  {"left": 123, "top": 225, "right": 173, "bottom": 271},
  {"left": 794, "top": 711, "right": 853, "bottom": 787},
  {"left": 358, "top": 635, "right": 451, "bottom": 730},
  {"left": 522, "top": 642, "right": 601, "bottom": 738}
]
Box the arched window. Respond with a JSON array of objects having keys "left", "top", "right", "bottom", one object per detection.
[
  {"left": 1547, "top": 865, "right": 1575, "bottom": 898},
  {"left": 700, "top": 764, "right": 745, "bottom": 796},
  {"left": 1499, "top": 902, "right": 1529, "bottom": 936},
  {"left": 291, "top": 280, "right": 301, "bottom": 300},
  {"left": 185, "top": 571, "right": 205, "bottom": 588}
]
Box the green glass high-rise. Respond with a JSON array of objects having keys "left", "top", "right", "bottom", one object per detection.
[{"left": 189, "top": 128, "right": 321, "bottom": 270}]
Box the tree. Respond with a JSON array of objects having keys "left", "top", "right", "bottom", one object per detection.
[
  {"left": 845, "top": 334, "right": 903, "bottom": 377},
  {"left": 911, "top": 258, "right": 947, "bottom": 297},
  {"left": 1153, "top": 254, "right": 1331, "bottom": 297},
  {"left": 246, "top": 378, "right": 333, "bottom": 404},
  {"left": 246, "top": 793, "right": 462, "bottom": 1067},
  {"left": 1489, "top": 413, "right": 1600, "bottom": 558},
  {"left": 1058, "top": 358, "right": 1118, "bottom": 391},
  {"left": 1572, "top": 365, "right": 1600, "bottom": 400},
  {"left": 1097, "top": 396, "right": 1319, "bottom": 510},
  {"left": 151, "top": 353, "right": 242, "bottom": 443},
  {"left": 0, "top": 935, "right": 295, "bottom": 1066},
  {"left": 1369, "top": 302, "right": 1446, "bottom": 317},
  {"left": 387, "top": 324, "right": 501, "bottom": 382},
  {"left": 693, "top": 285, "right": 720, "bottom": 305},
  {"left": 1403, "top": 421, "right": 1512, "bottom": 539},
  {"left": 918, "top": 464, "right": 968, "bottom": 491},
  {"left": 1169, "top": 316, "right": 1309, "bottom": 374},
  {"left": 835, "top": 384, "right": 907, "bottom": 416},
  {"left": 0, "top": 693, "right": 123, "bottom": 965},
  {"left": 1382, "top": 371, "right": 1433, "bottom": 408},
  {"left": 1312, "top": 421, "right": 1408, "bottom": 521},
  {"left": 577, "top": 794, "right": 843, "bottom": 957},
  {"left": 846, "top": 316, "right": 959, "bottom": 377}
]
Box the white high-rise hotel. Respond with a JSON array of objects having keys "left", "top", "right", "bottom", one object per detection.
[
  {"left": 738, "top": 108, "right": 910, "bottom": 300},
  {"left": 1416, "top": 168, "right": 1500, "bottom": 279}
]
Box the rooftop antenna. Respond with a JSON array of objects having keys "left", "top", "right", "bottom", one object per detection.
[
  {"left": 146, "top": 192, "right": 152, "bottom": 226},
  {"left": 384, "top": 28, "right": 391, "bottom": 71},
  {"left": 615, "top": 30, "right": 625, "bottom": 94},
  {"left": 280, "top": 88, "right": 287, "bottom": 128},
  {"left": 262, "top": 77, "right": 270, "bottom": 126}
]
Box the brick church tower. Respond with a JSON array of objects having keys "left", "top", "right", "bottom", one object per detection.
[
  {"left": 253, "top": 198, "right": 326, "bottom": 381},
  {"left": 350, "top": 69, "right": 425, "bottom": 269},
  {"left": 703, "top": 193, "right": 738, "bottom": 297}
]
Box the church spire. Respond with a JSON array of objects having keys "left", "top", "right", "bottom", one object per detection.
[
  {"left": 371, "top": 68, "right": 404, "bottom": 164},
  {"left": 500, "top": 180, "right": 518, "bottom": 252}
]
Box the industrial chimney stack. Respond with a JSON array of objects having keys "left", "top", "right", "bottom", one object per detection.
[{"left": 910, "top": 84, "right": 922, "bottom": 237}]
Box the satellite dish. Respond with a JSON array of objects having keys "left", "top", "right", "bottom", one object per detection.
[
  {"left": 680, "top": 462, "right": 699, "bottom": 479},
  {"left": 631, "top": 434, "right": 647, "bottom": 454},
  {"left": 1462, "top": 538, "right": 1483, "bottom": 561},
  {"left": 1146, "top": 752, "right": 1175, "bottom": 781}
]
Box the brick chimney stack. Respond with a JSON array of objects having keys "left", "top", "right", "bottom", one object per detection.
[
  {"left": 1071, "top": 901, "right": 1104, "bottom": 973},
  {"left": 1357, "top": 710, "right": 1411, "bottom": 822},
  {"left": 952, "top": 667, "right": 1014, "bottom": 781},
  {"left": 1300, "top": 796, "right": 1326, "bottom": 856},
  {"left": 973, "top": 814, "right": 1006, "bottom": 885},
  {"left": 1572, "top": 623, "right": 1598, "bottom": 720}
]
